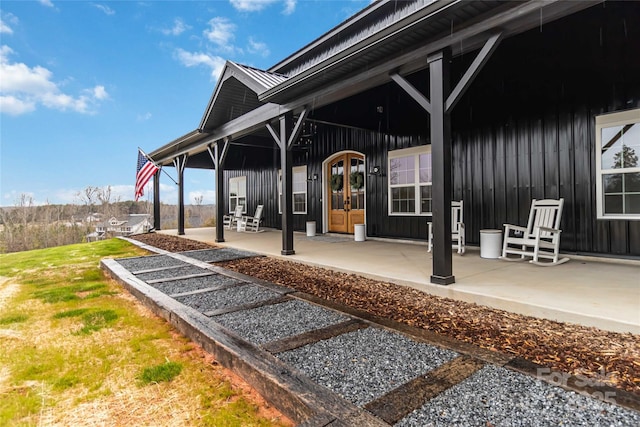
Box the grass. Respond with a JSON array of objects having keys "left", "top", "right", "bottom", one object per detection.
[
  {"left": 0, "top": 239, "right": 291, "bottom": 427},
  {"left": 138, "top": 361, "right": 183, "bottom": 385}
]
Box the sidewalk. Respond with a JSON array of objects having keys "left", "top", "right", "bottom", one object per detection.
[{"left": 158, "top": 227, "right": 640, "bottom": 334}]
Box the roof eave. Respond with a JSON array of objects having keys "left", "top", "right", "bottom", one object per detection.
[{"left": 259, "top": 0, "right": 460, "bottom": 102}]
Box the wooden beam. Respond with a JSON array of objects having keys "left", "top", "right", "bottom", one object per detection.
[
  {"left": 446, "top": 32, "right": 502, "bottom": 113},
  {"left": 390, "top": 73, "right": 431, "bottom": 114},
  {"left": 266, "top": 122, "right": 281, "bottom": 149},
  {"left": 287, "top": 107, "right": 308, "bottom": 149}
]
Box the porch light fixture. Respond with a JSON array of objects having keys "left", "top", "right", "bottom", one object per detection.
[{"left": 369, "top": 166, "right": 381, "bottom": 176}]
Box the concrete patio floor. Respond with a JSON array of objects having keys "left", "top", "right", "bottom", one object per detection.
[{"left": 156, "top": 227, "right": 639, "bottom": 335}]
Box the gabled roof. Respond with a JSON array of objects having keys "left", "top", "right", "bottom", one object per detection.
[{"left": 199, "top": 61, "right": 288, "bottom": 131}]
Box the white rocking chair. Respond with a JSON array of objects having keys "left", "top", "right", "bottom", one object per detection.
[
  {"left": 241, "top": 205, "right": 264, "bottom": 232},
  {"left": 428, "top": 200, "right": 465, "bottom": 255},
  {"left": 500, "top": 198, "right": 569, "bottom": 266},
  {"left": 223, "top": 204, "right": 244, "bottom": 230}
]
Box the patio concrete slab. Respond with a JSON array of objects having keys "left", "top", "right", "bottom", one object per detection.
[{"left": 158, "top": 227, "right": 640, "bottom": 334}]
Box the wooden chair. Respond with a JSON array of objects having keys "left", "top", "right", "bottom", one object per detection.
[
  {"left": 223, "top": 204, "right": 244, "bottom": 230},
  {"left": 500, "top": 198, "right": 569, "bottom": 266},
  {"left": 428, "top": 200, "right": 465, "bottom": 255},
  {"left": 241, "top": 205, "right": 264, "bottom": 232}
]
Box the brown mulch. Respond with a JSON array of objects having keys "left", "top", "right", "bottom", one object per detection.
[{"left": 127, "top": 233, "right": 640, "bottom": 395}]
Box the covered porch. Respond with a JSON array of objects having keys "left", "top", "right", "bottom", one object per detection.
[{"left": 156, "top": 227, "right": 639, "bottom": 335}]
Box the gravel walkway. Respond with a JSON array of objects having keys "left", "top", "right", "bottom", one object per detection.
[
  {"left": 213, "top": 299, "right": 350, "bottom": 345},
  {"left": 397, "top": 364, "right": 640, "bottom": 426},
  {"left": 105, "top": 238, "right": 640, "bottom": 426},
  {"left": 278, "top": 327, "right": 458, "bottom": 406},
  {"left": 147, "top": 274, "right": 244, "bottom": 296},
  {"left": 174, "top": 283, "right": 281, "bottom": 312},
  {"left": 116, "top": 254, "right": 188, "bottom": 271}
]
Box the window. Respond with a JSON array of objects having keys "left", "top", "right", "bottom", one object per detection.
[
  {"left": 278, "top": 166, "right": 307, "bottom": 214},
  {"left": 596, "top": 109, "right": 640, "bottom": 219},
  {"left": 388, "top": 146, "right": 432, "bottom": 215},
  {"left": 229, "top": 176, "right": 246, "bottom": 213}
]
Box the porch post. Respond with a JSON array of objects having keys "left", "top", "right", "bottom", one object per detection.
[
  {"left": 173, "top": 154, "right": 188, "bottom": 236},
  {"left": 266, "top": 109, "right": 307, "bottom": 256},
  {"left": 429, "top": 49, "right": 454, "bottom": 285},
  {"left": 280, "top": 113, "right": 295, "bottom": 255},
  {"left": 208, "top": 140, "right": 229, "bottom": 243},
  {"left": 153, "top": 168, "right": 161, "bottom": 230}
]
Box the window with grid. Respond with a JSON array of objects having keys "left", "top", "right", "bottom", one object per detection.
[
  {"left": 278, "top": 166, "right": 307, "bottom": 214},
  {"left": 596, "top": 109, "right": 640, "bottom": 219},
  {"left": 229, "top": 176, "right": 246, "bottom": 214},
  {"left": 388, "top": 146, "right": 432, "bottom": 215}
]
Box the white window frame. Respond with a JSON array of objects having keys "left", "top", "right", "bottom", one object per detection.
[
  {"left": 229, "top": 176, "right": 247, "bottom": 214},
  {"left": 278, "top": 165, "right": 307, "bottom": 214},
  {"left": 595, "top": 108, "right": 640, "bottom": 220},
  {"left": 388, "top": 145, "right": 432, "bottom": 216}
]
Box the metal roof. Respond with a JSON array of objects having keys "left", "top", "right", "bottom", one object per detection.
[
  {"left": 260, "top": 0, "right": 597, "bottom": 104},
  {"left": 149, "top": 0, "right": 601, "bottom": 166},
  {"left": 199, "top": 61, "right": 288, "bottom": 131}
]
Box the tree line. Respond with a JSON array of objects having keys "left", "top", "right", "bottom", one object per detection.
[{"left": 0, "top": 187, "right": 216, "bottom": 253}]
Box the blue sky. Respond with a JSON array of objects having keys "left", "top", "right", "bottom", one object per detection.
[{"left": 0, "top": 0, "right": 370, "bottom": 207}]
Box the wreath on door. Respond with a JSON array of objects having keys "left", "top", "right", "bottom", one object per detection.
[
  {"left": 330, "top": 174, "right": 343, "bottom": 191},
  {"left": 350, "top": 171, "right": 364, "bottom": 190}
]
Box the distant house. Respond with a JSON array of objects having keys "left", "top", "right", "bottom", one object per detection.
[{"left": 87, "top": 214, "right": 152, "bottom": 241}]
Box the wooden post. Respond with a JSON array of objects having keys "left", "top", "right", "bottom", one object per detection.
[
  {"left": 208, "top": 140, "right": 229, "bottom": 243},
  {"left": 280, "top": 113, "right": 295, "bottom": 255},
  {"left": 429, "top": 49, "right": 454, "bottom": 285},
  {"left": 153, "top": 169, "right": 161, "bottom": 230},
  {"left": 173, "top": 154, "right": 188, "bottom": 236}
]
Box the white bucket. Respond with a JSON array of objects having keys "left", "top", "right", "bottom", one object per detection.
[
  {"left": 354, "top": 224, "right": 366, "bottom": 242},
  {"left": 480, "top": 229, "right": 502, "bottom": 259},
  {"left": 306, "top": 221, "right": 316, "bottom": 237}
]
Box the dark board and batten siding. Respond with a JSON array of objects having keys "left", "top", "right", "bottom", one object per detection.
[
  {"left": 224, "top": 107, "right": 639, "bottom": 257},
  {"left": 223, "top": 126, "right": 430, "bottom": 237},
  {"left": 452, "top": 106, "right": 640, "bottom": 257},
  {"left": 220, "top": 2, "right": 640, "bottom": 257}
]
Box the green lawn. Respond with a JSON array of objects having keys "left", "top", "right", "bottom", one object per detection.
[{"left": 0, "top": 239, "right": 291, "bottom": 427}]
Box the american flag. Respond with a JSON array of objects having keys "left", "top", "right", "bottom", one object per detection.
[{"left": 135, "top": 149, "right": 159, "bottom": 201}]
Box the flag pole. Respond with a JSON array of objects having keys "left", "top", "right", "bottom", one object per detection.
[{"left": 138, "top": 147, "right": 178, "bottom": 185}]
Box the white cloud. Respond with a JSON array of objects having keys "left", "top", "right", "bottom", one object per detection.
[
  {"left": 93, "top": 4, "right": 115, "bottom": 16},
  {"left": 0, "top": 95, "right": 35, "bottom": 115},
  {"left": 203, "top": 17, "right": 236, "bottom": 51},
  {"left": 161, "top": 18, "right": 190, "bottom": 36},
  {"left": 0, "top": 13, "right": 18, "bottom": 34},
  {"left": 247, "top": 37, "right": 270, "bottom": 57},
  {"left": 230, "top": 0, "right": 296, "bottom": 15},
  {"left": 282, "top": 0, "right": 296, "bottom": 15},
  {"left": 39, "top": 0, "right": 54, "bottom": 8},
  {"left": 0, "top": 45, "right": 109, "bottom": 116},
  {"left": 92, "top": 85, "right": 108, "bottom": 100},
  {"left": 137, "top": 112, "right": 152, "bottom": 121},
  {"left": 174, "top": 48, "right": 226, "bottom": 81}
]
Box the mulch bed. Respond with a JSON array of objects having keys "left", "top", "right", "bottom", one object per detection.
[{"left": 127, "top": 233, "right": 640, "bottom": 395}]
